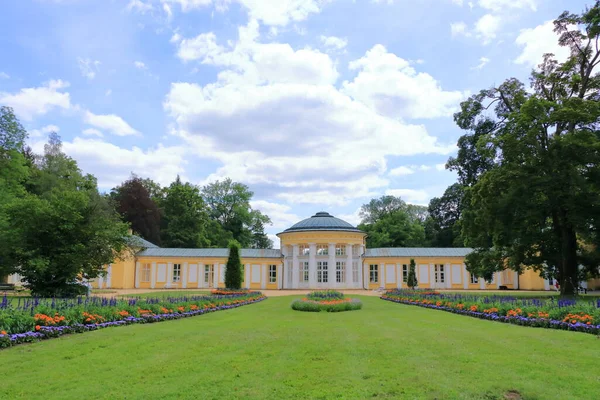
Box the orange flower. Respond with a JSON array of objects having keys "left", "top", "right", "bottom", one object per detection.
[
  {"left": 1, "top": 330, "right": 6, "bottom": 335},
  {"left": 35, "top": 325, "right": 41, "bottom": 331}
]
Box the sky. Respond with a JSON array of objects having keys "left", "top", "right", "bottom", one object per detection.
[{"left": 0, "top": 0, "right": 587, "bottom": 247}]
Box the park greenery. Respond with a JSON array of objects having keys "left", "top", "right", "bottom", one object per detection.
[
  {"left": 291, "top": 290, "right": 363, "bottom": 312},
  {"left": 224, "top": 240, "right": 243, "bottom": 289}
]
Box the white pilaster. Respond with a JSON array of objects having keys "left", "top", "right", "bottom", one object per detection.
[
  {"left": 135, "top": 262, "right": 141, "bottom": 288},
  {"left": 513, "top": 271, "right": 519, "bottom": 289},
  {"left": 462, "top": 264, "right": 468, "bottom": 290},
  {"left": 396, "top": 263, "right": 401, "bottom": 288},
  {"left": 496, "top": 271, "right": 501, "bottom": 289},
  {"left": 98, "top": 275, "right": 103, "bottom": 289},
  {"left": 292, "top": 244, "right": 300, "bottom": 289},
  {"left": 358, "top": 245, "right": 364, "bottom": 289},
  {"left": 309, "top": 243, "right": 317, "bottom": 288},
  {"left": 151, "top": 262, "right": 156, "bottom": 289},
  {"left": 213, "top": 263, "right": 219, "bottom": 288},
  {"left": 167, "top": 262, "right": 173, "bottom": 287},
  {"left": 445, "top": 263, "right": 451, "bottom": 289},
  {"left": 543, "top": 278, "right": 550, "bottom": 291},
  {"left": 328, "top": 243, "right": 336, "bottom": 288},
  {"left": 197, "top": 265, "right": 202, "bottom": 288},
  {"left": 429, "top": 263, "right": 435, "bottom": 289},
  {"left": 346, "top": 244, "right": 353, "bottom": 288},
  {"left": 277, "top": 264, "right": 283, "bottom": 289},
  {"left": 106, "top": 265, "right": 112, "bottom": 288},
  {"left": 245, "top": 263, "right": 251, "bottom": 289},
  {"left": 479, "top": 278, "right": 485, "bottom": 290},
  {"left": 182, "top": 262, "right": 188, "bottom": 289},
  {"left": 363, "top": 261, "right": 368, "bottom": 288},
  {"left": 261, "top": 263, "right": 267, "bottom": 289},
  {"left": 380, "top": 263, "right": 385, "bottom": 287}
]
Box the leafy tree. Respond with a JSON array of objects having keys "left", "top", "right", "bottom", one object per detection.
[
  {"left": 425, "top": 183, "right": 465, "bottom": 247},
  {"left": 359, "top": 195, "right": 407, "bottom": 224},
  {"left": 407, "top": 259, "right": 418, "bottom": 289},
  {"left": 1, "top": 133, "right": 129, "bottom": 296},
  {"left": 202, "top": 178, "right": 272, "bottom": 248},
  {"left": 161, "top": 176, "right": 210, "bottom": 248},
  {"left": 225, "top": 240, "right": 243, "bottom": 289},
  {"left": 448, "top": 3, "right": 600, "bottom": 295},
  {"left": 111, "top": 175, "right": 162, "bottom": 245}
]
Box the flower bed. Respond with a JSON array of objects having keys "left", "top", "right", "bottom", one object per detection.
[
  {"left": 0, "top": 292, "right": 266, "bottom": 348},
  {"left": 211, "top": 289, "right": 252, "bottom": 296},
  {"left": 381, "top": 289, "right": 600, "bottom": 335},
  {"left": 292, "top": 290, "right": 362, "bottom": 312}
]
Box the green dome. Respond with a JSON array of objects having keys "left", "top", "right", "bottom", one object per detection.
[{"left": 282, "top": 211, "right": 362, "bottom": 233}]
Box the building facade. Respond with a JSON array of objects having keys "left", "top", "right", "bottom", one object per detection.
[{"left": 6, "top": 211, "right": 596, "bottom": 291}]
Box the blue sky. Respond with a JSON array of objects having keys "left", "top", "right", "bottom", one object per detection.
[{"left": 0, "top": 0, "right": 586, "bottom": 246}]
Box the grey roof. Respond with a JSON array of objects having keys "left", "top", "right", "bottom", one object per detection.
[
  {"left": 137, "top": 247, "right": 282, "bottom": 258},
  {"left": 281, "top": 211, "right": 363, "bottom": 234},
  {"left": 128, "top": 235, "right": 159, "bottom": 249},
  {"left": 364, "top": 248, "right": 473, "bottom": 257}
]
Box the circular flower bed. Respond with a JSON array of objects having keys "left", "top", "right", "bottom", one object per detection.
[{"left": 291, "top": 290, "right": 362, "bottom": 312}]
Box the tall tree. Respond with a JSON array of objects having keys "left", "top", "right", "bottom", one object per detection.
[
  {"left": 359, "top": 195, "right": 407, "bottom": 224},
  {"left": 161, "top": 176, "right": 210, "bottom": 248},
  {"left": 202, "top": 178, "right": 272, "bottom": 248},
  {"left": 407, "top": 258, "right": 418, "bottom": 289},
  {"left": 1, "top": 133, "right": 129, "bottom": 296},
  {"left": 448, "top": 3, "right": 600, "bottom": 295},
  {"left": 225, "top": 240, "right": 243, "bottom": 289},
  {"left": 111, "top": 175, "right": 162, "bottom": 245},
  {"left": 425, "top": 183, "right": 465, "bottom": 247}
]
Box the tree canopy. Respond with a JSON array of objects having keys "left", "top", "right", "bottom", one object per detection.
[{"left": 448, "top": 3, "right": 600, "bottom": 295}]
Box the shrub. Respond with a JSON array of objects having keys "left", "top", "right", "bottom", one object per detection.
[
  {"left": 407, "top": 259, "right": 418, "bottom": 289},
  {"left": 225, "top": 240, "right": 243, "bottom": 289},
  {"left": 306, "top": 290, "right": 344, "bottom": 300},
  {"left": 291, "top": 297, "right": 362, "bottom": 313}
]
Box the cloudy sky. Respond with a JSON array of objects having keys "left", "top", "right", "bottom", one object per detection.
[{"left": 0, "top": 0, "right": 583, "bottom": 246}]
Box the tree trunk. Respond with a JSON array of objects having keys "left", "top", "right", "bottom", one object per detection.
[{"left": 559, "top": 222, "right": 579, "bottom": 296}]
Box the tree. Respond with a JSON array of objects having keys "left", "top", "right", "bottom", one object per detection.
[
  {"left": 425, "top": 183, "right": 465, "bottom": 247},
  {"left": 161, "top": 176, "right": 210, "bottom": 248},
  {"left": 1, "top": 133, "right": 130, "bottom": 296},
  {"left": 202, "top": 178, "right": 272, "bottom": 248},
  {"left": 111, "top": 175, "right": 162, "bottom": 245},
  {"left": 448, "top": 3, "right": 600, "bottom": 295},
  {"left": 225, "top": 240, "right": 243, "bottom": 289},
  {"left": 407, "top": 259, "right": 418, "bottom": 289},
  {"left": 359, "top": 195, "right": 407, "bottom": 224}
]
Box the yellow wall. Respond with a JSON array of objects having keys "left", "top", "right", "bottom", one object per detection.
[
  {"left": 518, "top": 269, "right": 546, "bottom": 290},
  {"left": 278, "top": 230, "right": 367, "bottom": 247}
]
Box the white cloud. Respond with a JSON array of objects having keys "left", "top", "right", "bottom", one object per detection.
[
  {"left": 250, "top": 200, "right": 300, "bottom": 230},
  {"left": 389, "top": 166, "right": 414, "bottom": 176},
  {"left": 82, "top": 128, "right": 104, "bottom": 137},
  {"left": 435, "top": 163, "right": 446, "bottom": 171},
  {"left": 478, "top": 0, "right": 536, "bottom": 12},
  {"left": 83, "top": 111, "right": 140, "bottom": 136},
  {"left": 472, "top": 56, "right": 490, "bottom": 70},
  {"left": 451, "top": 0, "right": 463, "bottom": 5},
  {"left": 134, "top": 61, "right": 148, "bottom": 69},
  {"left": 320, "top": 35, "right": 347, "bottom": 50},
  {"left": 127, "top": 0, "right": 154, "bottom": 13},
  {"left": 474, "top": 14, "right": 501, "bottom": 45},
  {"left": 0, "top": 72, "right": 9, "bottom": 79},
  {"left": 0, "top": 80, "right": 71, "bottom": 121},
  {"left": 385, "top": 188, "right": 430, "bottom": 205},
  {"left": 163, "top": 3, "right": 173, "bottom": 20},
  {"left": 78, "top": 58, "right": 100, "bottom": 80},
  {"left": 162, "top": 0, "right": 324, "bottom": 26},
  {"left": 337, "top": 208, "right": 362, "bottom": 226},
  {"left": 514, "top": 20, "right": 571, "bottom": 68},
  {"left": 32, "top": 137, "right": 188, "bottom": 190},
  {"left": 450, "top": 22, "right": 470, "bottom": 37},
  {"left": 342, "top": 44, "right": 467, "bottom": 119},
  {"left": 29, "top": 124, "right": 60, "bottom": 138}
]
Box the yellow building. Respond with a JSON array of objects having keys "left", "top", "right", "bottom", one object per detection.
[{"left": 6, "top": 211, "right": 598, "bottom": 291}]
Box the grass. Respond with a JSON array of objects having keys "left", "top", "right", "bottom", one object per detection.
[{"left": 0, "top": 296, "right": 598, "bottom": 400}]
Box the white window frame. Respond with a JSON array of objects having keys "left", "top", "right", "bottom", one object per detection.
[
  {"left": 269, "top": 265, "right": 277, "bottom": 283},
  {"left": 316, "top": 244, "right": 328, "bottom": 256},
  {"left": 141, "top": 264, "right": 151, "bottom": 283},
  {"left": 204, "top": 265, "right": 213, "bottom": 284},
  {"left": 335, "top": 245, "right": 345, "bottom": 256},
  {"left": 402, "top": 264, "right": 408, "bottom": 283},
  {"left": 173, "top": 264, "right": 182, "bottom": 282},
  {"left": 317, "top": 261, "right": 328, "bottom": 283},
  {"left": 336, "top": 261, "right": 345, "bottom": 283},
  {"left": 301, "top": 261, "right": 309, "bottom": 283},
  {"left": 352, "top": 261, "right": 359, "bottom": 283},
  {"left": 470, "top": 274, "right": 478, "bottom": 284},
  {"left": 369, "top": 264, "right": 378, "bottom": 283},
  {"left": 299, "top": 244, "right": 309, "bottom": 256},
  {"left": 435, "top": 264, "right": 445, "bottom": 283}
]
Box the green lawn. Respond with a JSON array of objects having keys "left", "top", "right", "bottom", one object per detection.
[{"left": 0, "top": 296, "right": 598, "bottom": 400}]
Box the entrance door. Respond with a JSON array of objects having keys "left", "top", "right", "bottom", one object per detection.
[
  {"left": 204, "top": 265, "right": 214, "bottom": 288},
  {"left": 434, "top": 264, "right": 445, "bottom": 288}
]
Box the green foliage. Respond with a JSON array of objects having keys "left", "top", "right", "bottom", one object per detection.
[
  {"left": 448, "top": 4, "right": 600, "bottom": 294},
  {"left": 407, "top": 259, "right": 418, "bottom": 289},
  {"left": 291, "top": 298, "right": 363, "bottom": 312},
  {"left": 306, "top": 290, "right": 344, "bottom": 300},
  {"left": 425, "top": 183, "right": 465, "bottom": 247},
  {"left": 225, "top": 240, "right": 243, "bottom": 289}
]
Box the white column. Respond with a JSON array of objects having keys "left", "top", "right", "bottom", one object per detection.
[
  {"left": 98, "top": 275, "right": 103, "bottom": 289},
  {"left": 479, "top": 278, "right": 485, "bottom": 290},
  {"left": 363, "top": 261, "right": 369, "bottom": 288},
  {"left": 277, "top": 264, "right": 283, "bottom": 289},
  {"left": 543, "top": 278, "right": 550, "bottom": 291},
  {"left": 496, "top": 271, "right": 501, "bottom": 289},
  {"left": 328, "top": 243, "right": 336, "bottom": 288},
  {"left": 346, "top": 244, "right": 353, "bottom": 288},
  {"left": 429, "top": 263, "right": 435, "bottom": 289},
  {"left": 292, "top": 244, "right": 300, "bottom": 289},
  {"left": 182, "top": 262, "right": 188, "bottom": 289},
  {"left": 197, "top": 265, "right": 202, "bottom": 288},
  {"left": 106, "top": 265, "right": 112, "bottom": 288},
  {"left": 245, "top": 263, "right": 251, "bottom": 289},
  {"left": 135, "top": 262, "right": 141, "bottom": 288},
  {"left": 462, "top": 264, "right": 469, "bottom": 290},
  {"left": 513, "top": 271, "right": 519, "bottom": 289},
  {"left": 309, "top": 243, "right": 317, "bottom": 288},
  {"left": 358, "top": 244, "right": 364, "bottom": 289},
  {"left": 380, "top": 263, "right": 385, "bottom": 287},
  {"left": 445, "top": 263, "right": 451, "bottom": 289},
  {"left": 151, "top": 262, "right": 156, "bottom": 289},
  {"left": 261, "top": 263, "right": 267, "bottom": 289},
  {"left": 213, "top": 263, "right": 219, "bottom": 288},
  {"left": 167, "top": 262, "right": 173, "bottom": 287}
]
